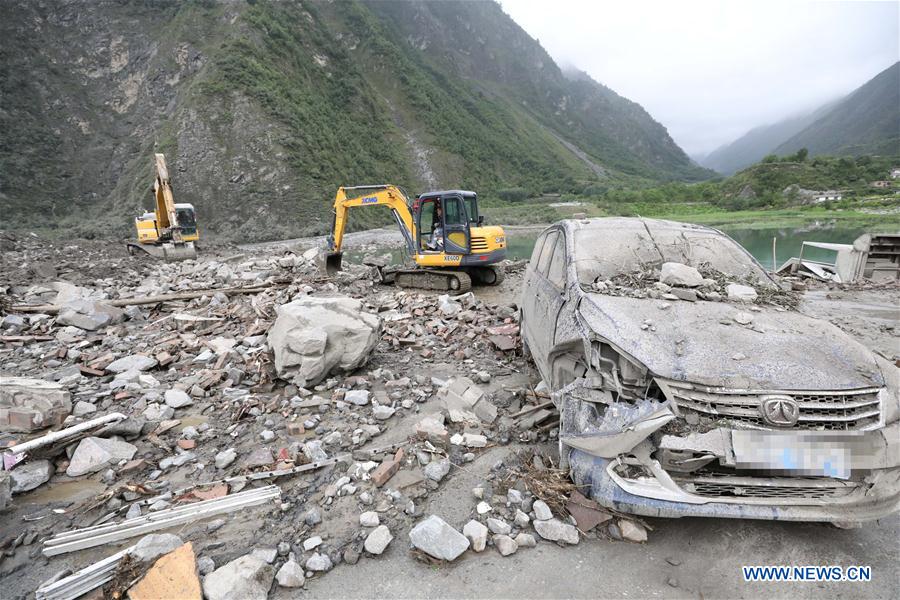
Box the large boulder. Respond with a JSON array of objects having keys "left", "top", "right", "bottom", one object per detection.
[
  {"left": 203, "top": 554, "right": 274, "bottom": 600},
  {"left": 10, "top": 459, "right": 53, "bottom": 493},
  {"left": 57, "top": 299, "right": 124, "bottom": 331},
  {"left": 0, "top": 377, "right": 72, "bottom": 432},
  {"left": 268, "top": 296, "right": 381, "bottom": 388},
  {"left": 66, "top": 437, "right": 137, "bottom": 477}
]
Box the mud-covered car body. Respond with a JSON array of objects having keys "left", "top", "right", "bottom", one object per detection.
[{"left": 520, "top": 217, "right": 900, "bottom": 521}]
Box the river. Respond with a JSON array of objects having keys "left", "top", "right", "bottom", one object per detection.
[{"left": 343, "top": 224, "right": 873, "bottom": 270}]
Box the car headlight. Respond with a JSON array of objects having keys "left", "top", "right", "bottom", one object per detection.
[{"left": 875, "top": 355, "right": 900, "bottom": 423}]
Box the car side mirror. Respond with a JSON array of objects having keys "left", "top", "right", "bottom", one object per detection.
[{"left": 478, "top": 215, "right": 484, "bottom": 225}]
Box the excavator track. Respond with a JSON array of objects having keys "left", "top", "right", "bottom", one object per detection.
[
  {"left": 468, "top": 265, "right": 505, "bottom": 286},
  {"left": 394, "top": 269, "right": 472, "bottom": 294}
]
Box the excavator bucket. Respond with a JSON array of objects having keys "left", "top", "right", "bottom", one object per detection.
[
  {"left": 127, "top": 242, "right": 197, "bottom": 262},
  {"left": 325, "top": 252, "right": 344, "bottom": 275}
]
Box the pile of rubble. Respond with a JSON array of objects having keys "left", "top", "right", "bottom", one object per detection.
[
  {"left": 2, "top": 236, "right": 633, "bottom": 599},
  {"left": 589, "top": 261, "right": 799, "bottom": 308}
]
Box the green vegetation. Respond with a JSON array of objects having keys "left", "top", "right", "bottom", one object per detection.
[{"left": 482, "top": 152, "right": 900, "bottom": 231}]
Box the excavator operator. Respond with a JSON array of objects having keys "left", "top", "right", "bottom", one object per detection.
[{"left": 427, "top": 200, "right": 444, "bottom": 250}]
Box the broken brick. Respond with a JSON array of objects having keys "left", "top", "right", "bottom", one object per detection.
[{"left": 371, "top": 459, "right": 399, "bottom": 487}]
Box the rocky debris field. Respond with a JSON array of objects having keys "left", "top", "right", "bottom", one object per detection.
[{"left": 0, "top": 231, "right": 896, "bottom": 600}]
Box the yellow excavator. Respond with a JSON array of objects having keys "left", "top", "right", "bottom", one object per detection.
[
  {"left": 126, "top": 153, "right": 199, "bottom": 261},
  {"left": 326, "top": 185, "right": 507, "bottom": 292}
]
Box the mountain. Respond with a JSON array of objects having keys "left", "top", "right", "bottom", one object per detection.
[
  {"left": 775, "top": 62, "right": 900, "bottom": 158},
  {"left": 0, "top": 0, "right": 707, "bottom": 241},
  {"left": 701, "top": 62, "right": 900, "bottom": 175},
  {"left": 700, "top": 100, "right": 839, "bottom": 175}
]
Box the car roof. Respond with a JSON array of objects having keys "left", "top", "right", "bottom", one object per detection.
[{"left": 553, "top": 217, "right": 718, "bottom": 236}]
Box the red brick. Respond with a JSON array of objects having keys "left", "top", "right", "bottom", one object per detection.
[{"left": 371, "top": 459, "right": 399, "bottom": 487}]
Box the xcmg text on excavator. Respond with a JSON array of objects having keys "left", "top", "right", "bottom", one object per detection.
[
  {"left": 326, "top": 185, "right": 506, "bottom": 293},
  {"left": 126, "top": 153, "right": 198, "bottom": 261}
]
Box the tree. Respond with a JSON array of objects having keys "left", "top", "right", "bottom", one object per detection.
[{"left": 794, "top": 148, "right": 808, "bottom": 162}]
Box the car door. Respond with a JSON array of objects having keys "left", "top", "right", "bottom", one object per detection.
[
  {"left": 522, "top": 231, "right": 550, "bottom": 346},
  {"left": 529, "top": 229, "right": 566, "bottom": 379},
  {"left": 441, "top": 196, "right": 469, "bottom": 254}
]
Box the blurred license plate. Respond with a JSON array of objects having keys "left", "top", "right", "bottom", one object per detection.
[{"left": 731, "top": 431, "right": 851, "bottom": 479}]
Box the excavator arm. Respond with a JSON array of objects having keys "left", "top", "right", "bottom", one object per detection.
[
  {"left": 153, "top": 153, "right": 182, "bottom": 243},
  {"left": 327, "top": 185, "right": 416, "bottom": 273}
]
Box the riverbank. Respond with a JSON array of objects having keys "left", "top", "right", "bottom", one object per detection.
[{"left": 482, "top": 199, "right": 900, "bottom": 231}]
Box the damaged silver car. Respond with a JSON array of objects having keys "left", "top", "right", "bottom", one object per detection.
[{"left": 520, "top": 217, "right": 899, "bottom": 521}]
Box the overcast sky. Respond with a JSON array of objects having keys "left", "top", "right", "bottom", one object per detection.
[{"left": 499, "top": 0, "right": 899, "bottom": 157}]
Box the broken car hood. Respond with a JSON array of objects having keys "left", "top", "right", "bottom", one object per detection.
[{"left": 579, "top": 294, "right": 884, "bottom": 390}]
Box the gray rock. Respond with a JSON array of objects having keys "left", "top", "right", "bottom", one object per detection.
[
  {"left": 364, "top": 525, "right": 393, "bottom": 555},
  {"left": 304, "top": 507, "right": 322, "bottom": 526},
  {"left": 164, "top": 389, "right": 193, "bottom": 408},
  {"left": 0, "top": 471, "right": 9, "bottom": 511},
  {"left": 424, "top": 459, "right": 451, "bottom": 482},
  {"left": 462, "top": 519, "right": 488, "bottom": 552},
  {"left": 372, "top": 404, "right": 395, "bottom": 420},
  {"left": 126, "top": 503, "right": 142, "bottom": 519},
  {"left": 302, "top": 536, "right": 322, "bottom": 551},
  {"left": 259, "top": 429, "right": 275, "bottom": 442},
  {"left": 207, "top": 519, "right": 226, "bottom": 533},
  {"left": 305, "top": 552, "right": 333, "bottom": 572},
  {"left": 142, "top": 403, "right": 174, "bottom": 421},
  {"left": 251, "top": 548, "right": 278, "bottom": 564},
  {"left": 514, "top": 509, "right": 530, "bottom": 528},
  {"left": 514, "top": 533, "right": 537, "bottom": 548},
  {"left": 57, "top": 299, "right": 124, "bottom": 331},
  {"left": 197, "top": 556, "right": 216, "bottom": 576},
  {"left": 66, "top": 437, "right": 137, "bottom": 476},
  {"left": 408, "top": 515, "right": 470, "bottom": 561},
  {"left": 532, "top": 499, "right": 553, "bottom": 521},
  {"left": 487, "top": 517, "right": 511, "bottom": 535},
  {"left": 106, "top": 354, "right": 158, "bottom": 373},
  {"left": 215, "top": 448, "right": 237, "bottom": 469},
  {"left": 360, "top": 511, "right": 380, "bottom": 527},
  {"left": 131, "top": 534, "right": 183, "bottom": 562},
  {"left": 275, "top": 559, "right": 305, "bottom": 588},
  {"left": 72, "top": 401, "right": 97, "bottom": 417},
  {"left": 619, "top": 519, "right": 648, "bottom": 543},
  {"left": 726, "top": 283, "right": 758, "bottom": 302},
  {"left": 345, "top": 390, "right": 370, "bottom": 406},
  {"left": 660, "top": 262, "right": 703, "bottom": 287},
  {"left": 203, "top": 554, "right": 275, "bottom": 600},
  {"left": 10, "top": 459, "right": 53, "bottom": 493},
  {"left": 533, "top": 518, "right": 580, "bottom": 545},
  {"left": 268, "top": 296, "right": 381, "bottom": 388},
  {"left": 493, "top": 534, "right": 518, "bottom": 556},
  {"left": 303, "top": 440, "right": 328, "bottom": 463}
]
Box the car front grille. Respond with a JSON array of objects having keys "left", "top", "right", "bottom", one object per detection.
[
  {"left": 671, "top": 387, "right": 882, "bottom": 431},
  {"left": 470, "top": 236, "right": 489, "bottom": 251},
  {"left": 672, "top": 472, "right": 861, "bottom": 500}
]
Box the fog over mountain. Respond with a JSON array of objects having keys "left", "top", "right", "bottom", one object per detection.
[{"left": 500, "top": 0, "right": 899, "bottom": 156}]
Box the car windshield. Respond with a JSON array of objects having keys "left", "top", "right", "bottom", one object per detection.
[{"left": 572, "top": 219, "right": 773, "bottom": 287}]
